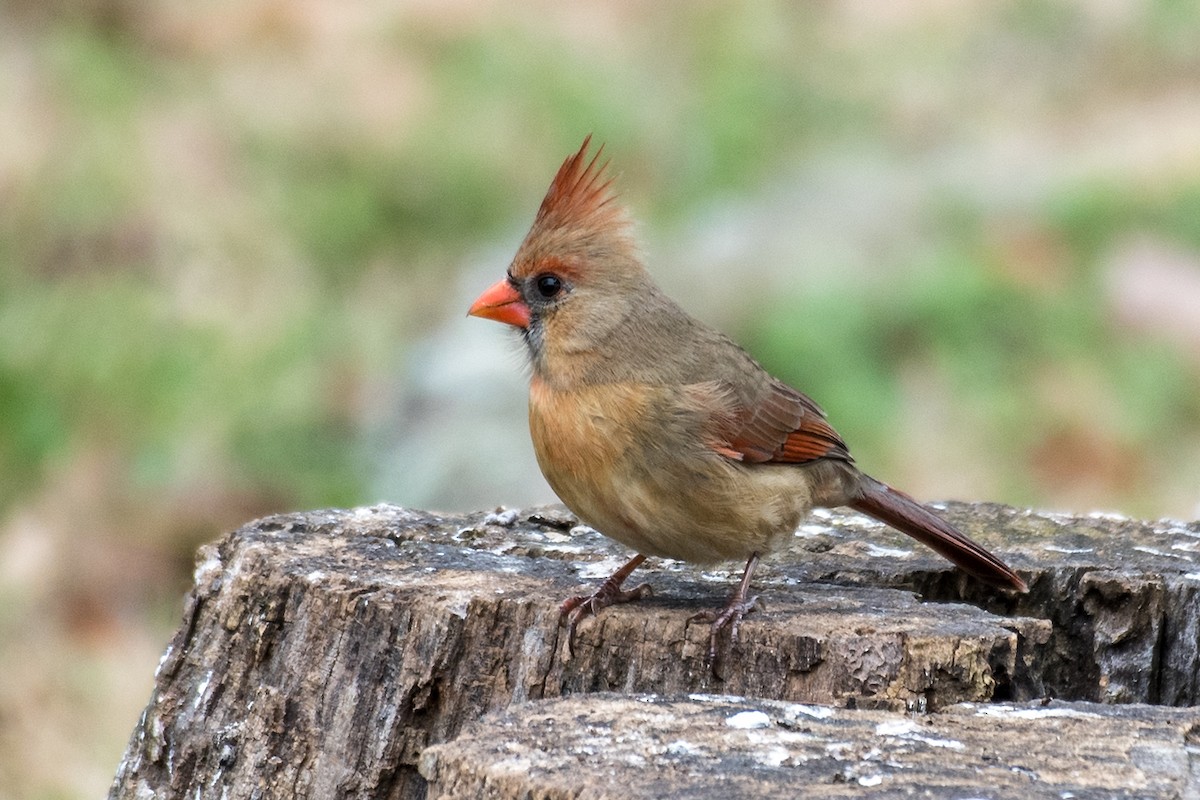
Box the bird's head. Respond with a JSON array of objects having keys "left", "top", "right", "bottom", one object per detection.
[{"left": 468, "top": 137, "right": 649, "bottom": 373}]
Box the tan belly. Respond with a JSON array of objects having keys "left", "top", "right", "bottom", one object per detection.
[{"left": 528, "top": 377, "right": 814, "bottom": 564}]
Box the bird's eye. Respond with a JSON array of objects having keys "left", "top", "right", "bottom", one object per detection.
[{"left": 535, "top": 274, "right": 563, "bottom": 299}]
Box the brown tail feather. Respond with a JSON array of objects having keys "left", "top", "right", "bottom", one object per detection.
[{"left": 849, "top": 478, "right": 1027, "bottom": 592}]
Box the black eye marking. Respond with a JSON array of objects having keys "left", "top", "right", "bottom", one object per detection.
[{"left": 535, "top": 274, "right": 563, "bottom": 299}]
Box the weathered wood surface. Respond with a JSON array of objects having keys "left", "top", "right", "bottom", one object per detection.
[
  {"left": 109, "top": 502, "right": 1200, "bottom": 799},
  {"left": 420, "top": 693, "right": 1200, "bottom": 799}
]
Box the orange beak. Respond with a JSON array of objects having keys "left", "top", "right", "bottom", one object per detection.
[{"left": 467, "top": 279, "right": 531, "bottom": 329}]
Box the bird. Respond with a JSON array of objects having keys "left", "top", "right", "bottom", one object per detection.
[{"left": 467, "top": 136, "right": 1027, "bottom": 666}]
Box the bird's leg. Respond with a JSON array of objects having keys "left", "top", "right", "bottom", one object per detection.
[
  {"left": 688, "top": 553, "right": 764, "bottom": 670},
  {"left": 559, "top": 553, "right": 652, "bottom": 655}
]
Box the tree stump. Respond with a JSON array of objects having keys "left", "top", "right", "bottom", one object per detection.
[{"left": 109, "top": 502, "right": 1200, "bottom": 799}]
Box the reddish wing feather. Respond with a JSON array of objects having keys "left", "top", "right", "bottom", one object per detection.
[{"left": 724, "top": 380, "right": 852, "bottom": 465}]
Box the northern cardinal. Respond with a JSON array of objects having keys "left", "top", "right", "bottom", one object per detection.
[{"left": 468, "top": 137, "right": 1027, "bottom": 664}]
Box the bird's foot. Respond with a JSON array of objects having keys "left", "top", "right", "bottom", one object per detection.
[
  {"left": 558, "top": 554, "right": 651, "bottom": 656},
  {"left": 686, "top": 552, "right": 764, "bottom": 678},
  {"left": 559, "top": 582, "right": 653, "bottom": 656},
  {"left": 687, "top": 594, "right": 765, "bottom": 675}
]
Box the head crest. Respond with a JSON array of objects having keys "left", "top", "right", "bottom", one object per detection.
[{"left": 533, "top": 135, "right": 625, "bottom": 235}]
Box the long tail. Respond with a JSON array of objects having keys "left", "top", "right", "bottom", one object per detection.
[{"left": 849, "top": 477, "right": 1027, "bottom": 592}]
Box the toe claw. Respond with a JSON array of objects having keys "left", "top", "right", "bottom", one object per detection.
[{"left": 630, "top": 583, "right": 653, "bottom": 601}]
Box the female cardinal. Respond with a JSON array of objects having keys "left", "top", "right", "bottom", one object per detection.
[{"left": 468, "top": 137, "right": 1027, "bottom": 662}]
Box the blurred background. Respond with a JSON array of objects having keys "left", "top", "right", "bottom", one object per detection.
[{"left": 2, "top": 0, "right": 1199, "bottom": 796}]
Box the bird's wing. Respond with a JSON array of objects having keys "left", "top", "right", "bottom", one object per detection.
[{"left": 710, "top": 378, "right": 852, "bottom": 465}]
